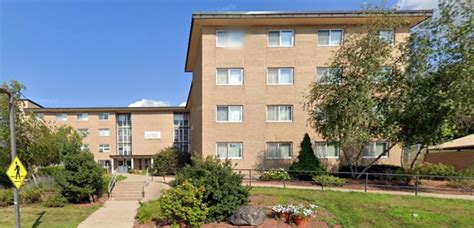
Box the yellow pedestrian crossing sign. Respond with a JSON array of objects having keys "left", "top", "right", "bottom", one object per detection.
[{"left": 7, "top": 157, "right": 28, "bottom": 189}]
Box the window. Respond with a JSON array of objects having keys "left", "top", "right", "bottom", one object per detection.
[
  {"left": 77, "top": 113, "right": 89, "bottom": 121},
  {"left": 363, "top": 142, "right": 389, "bottom": 158},
  {"left": 316, "top": 67, "right": 338, "bottom": 84},
  {"left": 318, "top": 29, "right": 343, "bottom": 46},
  {"left": 174, "top": 113, "right": 190, "bottom": 153},
  {"left": 216, "top": 30, "right": 245, "bottom": 48},
  {"left": 56, "top": 113, "right": 67, "bottom": 121},
  {"left": 216, "top": 143, "right": 243, "bottom": 159},
  {"left": 35, "top": 113, "right": 44, "bottom": 120},
  {"left": 266, "top": 142, "right": 292, "bottom": 159},
  {"left": 216, "top": 68, "right": 243, "bottom": 85},
  {"left": 216, "top": 106, "right": 243, "bottom": 122},
  {"left": 267, "top": 68, "right": 293, "bottom": 85},
  {"left": 98, "top": 128, "right": 110, "bottom": 137},
  {"left": 80, "top": 144, "right": 89, "bottom": 151},
  {"left": 268, "top": 30, "right": 294, "bottom": 47},
  {"left": 99, "top": 144, "right": 111, "bottom": 153},
  {"left": 99, "top": 113, "right": 109, "bottom": 120},
  {"left": 379, "top": 30, "right": 395, "bottom": 44},
  {"left": 314, "top": 142, "right": 339, "bottom": 158},
  {"left": 372, "top": 66, "right": 392, "bottom": 84},
  {"left": 77, "top": 128, "right": 89, "bottom": 137},
  {"left": 117, "top": 114, "right": 132, "bottom": 155},
  {"left": 267, "top": 105, "right": 293, "bottom": 122}
]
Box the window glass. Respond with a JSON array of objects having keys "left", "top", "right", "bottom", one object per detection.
[
  {"left": 217, "top": 31, "right": 244, "bottom": 47},
  {"left": 77, "top": 128, "right": 89, "bottom": 137},
  {"left": 216, "top": 107, "right": 228, "bottom": 121},
  {"left": 326, "top": 143, "right": 338, "bottom": 157},
  {"left": 99, "top": 128, "right": 110, "bottom": 137},
  {"left": 279, "top": 143, "right": 291, "bottom": 158},
  {"left": 80, "top": 144, "right": 89, "bottom": 151},
  {"left": 267, "top": 142, "right": 292, "bottom": 159},
  {"left": 267, "top": 68, "right": 279, "bottom": 84},
  {"left": 379, "top": 30, "right": 394, "bottom": 43},
  {"left": 330, "top": 30, "right": 343, "bottom": 45},
  {"left": 267, "top": 106, "right": 278, "bottom": 121},
  {"left": 99, "top": 113, "right": 109, "bottom": 120},
  {"left": 316, "top": 67, "right": 336, "bottom": 83},
  {"left": 318, "top": 30, "right": 330, "bottom": 45},
  {"left": 217, "top": 143, "right": 228, "bottom": 158},
  {"left": 228, "top": 106, "right": 242, "bottom": 121},
  {"left": 216, "top": 69, "right": 228, "bottom": 85},
  {"left": 216, "top": 31, "right": 227, "bottom": 47},
  {"left": 268, "top": 31, "right": 280, "bottom": 46},
  {"left": 279, "top": 68, "right": 293, "bottom": 84},
  {"left": 363, "top": 142, "right": 388, "bottom": 157},
  {"left": 279, "top": 106, "right": 292, "bottom": 121},
  {"left": 56, "top": 113, "right": 67, "bottom": 121},
  {"left": 280, "top": 31, "right": 293, "bottom": 46},
  {"left": 77, "top": 113, "right": 88, "bottom": 121},
  {"left": 228, "top": 69, "right": 243, "bottom": 85},
  {"left": 217, "top": 143, "right": 242, "bottom": 159},
  {"left": 267, "top": 143, "right": 279, "bottom": 158}
]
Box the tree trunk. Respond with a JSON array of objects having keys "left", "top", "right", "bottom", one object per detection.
[
  {"left": 356, "top": 144, "right": 396, "bottom": 179},
  {"left": 409, "top": 145, "right": 425, "bottom": 169}
]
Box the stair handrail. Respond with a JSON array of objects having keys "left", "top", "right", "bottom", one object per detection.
[
  {"left": 142, "top": 167, "right": 150, "bottom": 198},
  {"left": 107, "top": 168, "right": 119, "bottom": 198}
]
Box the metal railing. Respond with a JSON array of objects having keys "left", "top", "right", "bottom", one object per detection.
[
  {"left": 235, "top": 169, "right": 474, "bottom": 197},
  {"left": 142, "top": 168, "right": 150, "bottom": 198},
  {"left": 107, "top": 168, "right": 119, "bottom": 197}
]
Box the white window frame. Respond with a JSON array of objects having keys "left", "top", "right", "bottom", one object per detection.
[
  {"left": 266, "top": 142, "right": 293, "bottom": 159},
  {"left": 98, "top": 128, "right": 110, "bottom": 137},
  {"left": 56, "top": 113, "right": 68, "bottom": 121},
  {"left": 99, "top": 112, "right": 110, "bottom": 121},
  {"left": 379, "top": 30, "right": 395, "bottom": 44},
  {"left": 77, "top": 128, "right": 89, "bottom": 137},
  {"left": 266, "top": 105, "right": 293, "bottom": 122},
  {"left": 362, "top": 141, "right": 389, "bottom": 158},
  {"left": 267, "top": 68, "right": 294, "bottom": 85},
  {"left": 216, "top": 142, "right": 243, "bottom": 160},
  {"left": 99, "top": 144, "right": 111, "bottom": 153},
  {"left": 77, "top": 113, "right": 89, "bottom": 121},
  {"left": 313, "top": 142, "right": 340, "bottom": 159},
  {"left": 216, "top": 105, "right": 243, "bottom": 123},
  {"left": 317, "top": 29, "right": 344, "bottom": 46},
  {"left": 267, "top": 30, "right": 294, "bottom": 47},
  {"left": 216, "top": 68, "right": 244, "bottom": 86},
  {"left": 316, "top": 67, "right": 338, "bottom": 84},
  {"left": 216, "top": 30, "right": 245, "bottom": 48}
]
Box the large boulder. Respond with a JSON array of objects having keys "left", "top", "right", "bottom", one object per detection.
[{"left": 229, "top": 206, "right": 265, "bottom": 226}]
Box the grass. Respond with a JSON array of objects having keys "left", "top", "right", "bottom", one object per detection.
[
  {"left": 0, "top": 203, "right": 102, "bottom": 228},
  {"left": 251, "top": 187, "right": 474, "bottom": 227}
]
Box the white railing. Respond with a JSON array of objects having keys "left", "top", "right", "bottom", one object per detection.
[
  {"left": 107, "top": 168, "right": 119, "bottom": 197},
  {"left": 142, "top": 168, "right": 150, "bottom": 198}
]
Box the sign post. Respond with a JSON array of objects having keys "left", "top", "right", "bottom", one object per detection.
[{"left": 1, "top": 88, "right": 21, "bottom": 228}]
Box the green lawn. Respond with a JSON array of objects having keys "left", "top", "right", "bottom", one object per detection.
[
  {"left": 0, "top": 203, "right": 102, "bottom": 228},
  {"left": 251, "top": 187, "right": 474, "bottom": 227}
]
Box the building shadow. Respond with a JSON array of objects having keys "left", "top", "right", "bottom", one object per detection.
[{"left": 253, "top": 150, "right": 292, "bottom": 171}]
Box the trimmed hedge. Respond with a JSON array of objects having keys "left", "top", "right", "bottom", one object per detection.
[{"left": 313, "top": 175, "right": 346, "bottom": 187}]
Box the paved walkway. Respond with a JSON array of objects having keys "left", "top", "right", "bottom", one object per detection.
[
  {"left": 249, "top": 182, "right": 474, "bottom": 200},
  {"left": 79, "top": 174, "right": 169, "bottom": 228}
]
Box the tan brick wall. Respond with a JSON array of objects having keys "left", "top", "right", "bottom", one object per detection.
[{"left": 131, "top": 111, "right": 175, "bottom": 155}]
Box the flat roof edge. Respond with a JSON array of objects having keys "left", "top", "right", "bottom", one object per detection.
[{"left": 26, "top": 106, "right": 188, "bottom": 112}]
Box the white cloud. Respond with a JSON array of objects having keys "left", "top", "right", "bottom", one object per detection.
[
  {"left": 397, "top": 0, "right": 438, "bottom": 10},
  {"left": 128, "top": 99, "right": 170, "bottom": 107},
  {"left": 179, "top": 102, "right": 187, "bottom": 107}
]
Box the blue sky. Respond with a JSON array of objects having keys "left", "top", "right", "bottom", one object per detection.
[{"left": 0, "top": 0, "right": 436, "bottom": 107}]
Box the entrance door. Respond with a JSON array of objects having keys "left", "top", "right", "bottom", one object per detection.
[{"left": 117, "top": 159, "right": 128, "bottom": 173}]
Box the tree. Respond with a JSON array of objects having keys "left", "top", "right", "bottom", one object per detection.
[
  {"left": 400, "top": 0, "right": 473, "bottom": 168},
  {"left": 152, "top": 147, "right": 191, "bottom": 176},
  {"left": 288, "top": 133, "right": 324, "bottom": 180},
  {"left": 55, "top": 151, "right": 103, "bottom": 203},
  {"left": 305, "top": 9, "right": 411, "bottom": 178}
]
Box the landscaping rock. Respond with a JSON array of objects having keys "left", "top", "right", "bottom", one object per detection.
[{"left": 228, "top": 206, "right": 265, "bottom": 226}]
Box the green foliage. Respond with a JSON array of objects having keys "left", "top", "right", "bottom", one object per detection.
[
  {"left": 259, "top": 168, "right": 290, "bottom": 181},
  {"left": 414, "top": 163, "right": 457, "bottom": 177},
  {"left": 55, "top": 152, "right": 103, "bottom": 203},
  {"left": 152, "top": 147, "right": 190, "bottom": 175},
  {"left": 289, "top": 134, "right": 324, "bottom": 180},
  {"left": 20, "top": 186, "right": 43, "bottom": 204},
  {"left": 400, "top": 1, "right": 473, "bottom": 168},
  {"left": 137, "top": 181, "right": 208, "bottom": 227},
  {"left": 37, "top": 165, "right": 65, "bottom": 176},
  {"left": 44, "top": 193, "right": 67, "bottom": 208},
  {"left": 305, "top": 10, "right": 408, "bottom": 176},
  {"left": 313, "top": 175, "right": 346, "bottom": 187},
  {"left": 173, "top": 157, "right": 249, "bottom": 222},
  {"left": 0, "top": 189, "right": 13, "bottom": 207}
]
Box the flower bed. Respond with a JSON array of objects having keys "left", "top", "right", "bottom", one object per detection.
[{"left": 271, "top": 204, "right": 318, "bottom": 227}]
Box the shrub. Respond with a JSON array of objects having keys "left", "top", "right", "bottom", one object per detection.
[
  {"left": 338, "top": 165, "right": 405, "bottom": 179},
  {"left": 37, "top": 166, "right": 64, "bottom": 176},
  {"left": 313, "top": 175, "right": 346, "bottom": 187},
  {"left": 289, "top": 134, "right": 324, "bottom": 180},
  {"left": 20, "top": 186, "right": 43, "bottom": 204},
  {"left": 447, "top": 165, "right": 474, "bottom": 190},
  {"left": 173, "top": 157, "right": 249, "bottom": 222},
  {"left": 137, "top": 181, "right": 208, "bottom": 226},
  {"left": 152, "top": 147, "right": 191, "bottom": 176},
  {"left": 0, "top": 189, "right": 13, "bottom": 207},
  {"left": 415, "top": 162, "right": 457, "bottom": 178},
  {"left": 259, "top": 168, "right": 290, "bottom": 181},
  {"left": 55, "top": 152, "right": 103, "bottom": 203},
  {"left": 44, "top": 193, "right": 67, "bottom": 207}
]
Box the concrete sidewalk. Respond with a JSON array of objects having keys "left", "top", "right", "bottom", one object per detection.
[{"left": 78, "top": 174, "right": 169, "bottom": 228}]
